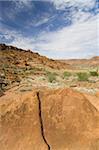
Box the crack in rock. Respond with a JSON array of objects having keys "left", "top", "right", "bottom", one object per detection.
[{"left": 37, "top": 92, "right": 50, "bottom": 150}]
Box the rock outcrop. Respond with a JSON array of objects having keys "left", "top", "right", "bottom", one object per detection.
[
  {"left": 0, "top": 44, "right": 69, "bottom": 70},
  {"left": 0, "top": 88, "right": 99, "bottom": 150},
  {"left": 0, "top": 90, "right": 48, "bottom": 150},
  {"left": 40, "top": 89, "right": 99, "bottom": 150}
]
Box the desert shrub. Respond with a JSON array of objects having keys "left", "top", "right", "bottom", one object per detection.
[
  {"left": 13, "top": 70, "right": 18, "bottom": 74},
  {"left": 15, "top": 76, "right": 21, "bottom": 83},
  {"left": 2, "top": 64, "right": 9, "bottom": 68},
  {"left": 23, "top": 67, "right": 36, "bottom": 75},
  {"left": 53, "top": 72, "right": 58, "bottom": 76},
  {"left": 77, "top": 72, "right": 89, "bottom": 81},
  {"left": 47, "top": 72, "right": 56, "bottom": 83},
  {"left": 30, "top": 70, "right": 35, "bottom": 74},
  {"left": 2, "top": 64, "right": 9, "bottom": 71},
  {"left": 63, "top": 71, "right": 71, "bottom": 79},
  {"left": 46, "top": 70, "right": 57, "bottom": 75},
  {"left": 90, "top": 71, "right": 98, "bottom": 76}
]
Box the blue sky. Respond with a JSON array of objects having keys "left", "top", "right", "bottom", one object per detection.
[{"left": 0, "top": 0, "right": 99, "bottom": 59}]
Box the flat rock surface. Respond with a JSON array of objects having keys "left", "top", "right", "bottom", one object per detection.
[
  {"left": 40, "top": 88, "right": 99, "bottom": 150},
  {"left": 0, "top": 88, "right": 99, "bottom": 150},
  {"left": 0, "top": 90, "right": 48, "bottom": 150}
]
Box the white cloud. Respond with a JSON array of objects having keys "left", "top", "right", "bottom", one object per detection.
[
  {"left": 33, "top": 16, "right": 98, "bottom": 57},
  {"left": 0, "top": 27, "right": 35, "bottom": 50},
  {"left": 6, "top": 0, "right": 33, "bottom": 11},
  {"left": 0, "top": 0, "right": 34, "bottom": 21},
  {"left": 51, "top": 0, "right": 96, "bottom": 10},
  {"left": 33, "top": 18, "right": 50, "bottom": 27},
  {"left": 0, "top": 0, "right": 98, "bottom": 59},
  {"left": 31, "top": 15, "right": 55, "bottom": 27},
  {"left": 50, "top": 0, "right": 96, "bottom": 28},
  {"left": 71, "top": 10, "right": 93, "bottom": 23},
  {"left": 14, "top": 0, "right": 33, "bottom": 9},
  {"left": 1, "top": 15, "right": 97, "bottom": 59}
]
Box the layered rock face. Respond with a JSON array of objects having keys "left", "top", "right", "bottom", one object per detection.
[{"left": 0, "top": 88, "right": 99, "bottom": 150}]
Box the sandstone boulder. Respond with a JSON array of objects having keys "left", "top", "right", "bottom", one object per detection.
[
  {"left": 0, "top": 88, "right": 99, "bottom": 150},
  {"left": 0, "top": 90, "right": 48, "bottom": 150},
  {"left": 40, "top": 88, "right": 99, "bottom": 150}
]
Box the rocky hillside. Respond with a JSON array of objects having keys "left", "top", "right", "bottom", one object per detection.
[
  {"left": 0, "top": 44, "right": 69, "bottom": 69},
  {"left": 60, "top": 56, "right": 99, "bottom": 69},
  {"left": 0, "top": 88, "right": 99, "bottom": 150},
  {"left": 0, "top": 44, "right": 99, "bottom": 95},
  {"left": 0, "top": 44, "right": 70, "bottom": 90}
]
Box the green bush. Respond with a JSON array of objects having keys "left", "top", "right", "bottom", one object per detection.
[
  {"left": 47, "top": 72, "right": 56, "bottom": 83},
  {"left": 13, "top": 70, "right": 18, "bottom": 74},
  {"left": 2, "top": 64, "right": 9, "bottom": 68},
  {"left": 63, "top": 71, "right": 71, "bottom": 79},
  {"left": 90, "top": 71, "right": 98, "bottom": 76},
  {"left": 77, "top": 72, "right": 89, "bottom": 81}
]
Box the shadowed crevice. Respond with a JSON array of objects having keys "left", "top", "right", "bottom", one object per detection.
[{"left": 36, "top": 92, "right": 50, "bottom": 150}]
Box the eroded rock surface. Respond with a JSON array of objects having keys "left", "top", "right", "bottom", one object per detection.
[
  {"left": 0, "top": 90, "right": 48, "bottom": 150},
  {"left": 40, "top": 88, "right": 99, "bottom": 150},
  {"left": 0, "top": 88, "right": 99, "bottom": 150}
]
